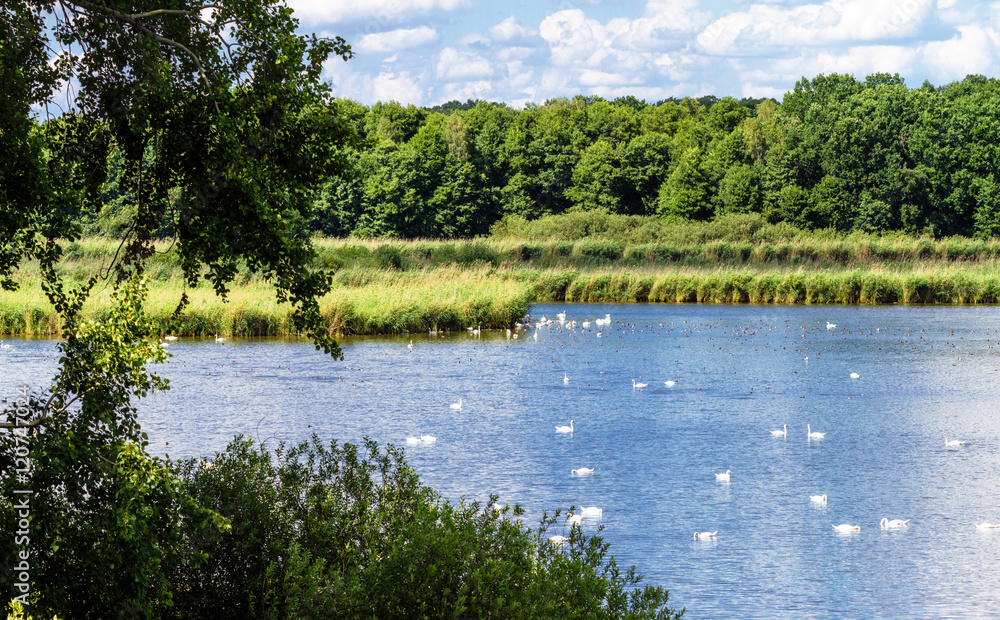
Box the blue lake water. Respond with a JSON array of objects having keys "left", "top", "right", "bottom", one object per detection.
[{"left": 3, "top": 303, "right": 1000, "bottom": 618}]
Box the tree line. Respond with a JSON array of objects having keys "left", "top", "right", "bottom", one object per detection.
[
  {"left": 303, "top": 73, "right": 997, "bottom": 240},
  {"left": 77, "top": 72, "right": 1000, "bottom": 242}
]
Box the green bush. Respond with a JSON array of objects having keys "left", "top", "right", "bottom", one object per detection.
[
  {"left": 166, "top": 435, "right": 684, "bottom": 620},
  {"left": 372, "top": 244, "right": 407, "bottom": 270},
  {"left": 575, "top": 239, "right": 624, "bottom": 261},
  {"left": 456, "top": 242, "right": 500, "bottom": 266}
]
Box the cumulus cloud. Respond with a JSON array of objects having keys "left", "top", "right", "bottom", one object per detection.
[
  {"left": 436, "top": 47, "right": 494, "bottom": 80},
  {"left": 919, "top": 24, "right": 1000, "bottom": 78},
  {"left": 696, "top": 0, "right": 935, "bottom": 55},
  {"left": 356, "top": 26, "right": 438, "bottom": 53},
  {"left": 488, "top": 16, "right": 537, "bottom": 41},
  {"left": 288, "top": 0, "right": 469, "bottom": 24}
]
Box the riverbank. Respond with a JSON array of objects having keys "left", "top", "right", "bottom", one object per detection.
[{"left": 5, "top": 236, "right": 1000, "bottom": 337}]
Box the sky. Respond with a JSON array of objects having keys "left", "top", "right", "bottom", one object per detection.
[{"left": 284, "top": 0, "right": 1000, "bottom": 107}]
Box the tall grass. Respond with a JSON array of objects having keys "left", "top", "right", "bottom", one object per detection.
[{"left": 6, "top": 232, "right": 1000, "bottom": 337}]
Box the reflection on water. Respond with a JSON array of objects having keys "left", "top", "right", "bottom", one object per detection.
[{"left": 4, "top": 304, "right": 1000, "bottom": 618}]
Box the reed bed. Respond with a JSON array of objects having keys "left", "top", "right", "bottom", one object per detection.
[{"left": 5, "top": 237, "right": 1000, "bottom": 337}]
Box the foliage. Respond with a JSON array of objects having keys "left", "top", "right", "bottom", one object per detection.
[
  {"left": 167, "top": 434, "right": 684, "bottom": 620},
  {"left": 3, "top": 0, "right": 361, "bottom": 356},
  {"left": 0, "top": 277, "right": 228, "bottom": 619}
]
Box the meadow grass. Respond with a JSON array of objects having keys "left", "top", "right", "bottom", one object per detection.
[{"left": 5, "top": 236, "right": 1000, "bottom": 337}]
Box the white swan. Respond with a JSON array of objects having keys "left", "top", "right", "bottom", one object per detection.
[
  {"left": 579, "top": 506, "right": 602, "bottom": 518},
  {"left": 944, "top": 433, "right": 965, "bottom": 447},
  {"left": 214, "top": 334, "right": 225, "bottom": 342},
  {"left": 632, "top": 379, "right": 647, "bottom": 390},
  {"left": 450, "top": 398, "right": 463, "bottom": 410},
  {"left": 408, "top": 340, "right": 413, "bottom": 351},
  {"left": 0, "top": 341, "right": 10, "bottom": 349},
  {"left": 548, "top": 535, "right": 569, "bottom": 545},
  {"left": 807, "top": 424, "right": 826, "bottom": 440},
  {"left": 420, "top": 435, "right": 436, "bottom": 445},
  {"left": 405, "top": 437, "right": 421, "bottom": 446},
  {"left": 850, "top": 372, "right": 860, "bottom": 379},
  {"left": 555, "top": 420, "right": 574, "bottom": 434},
  {"left": 491, "top": 502, "right": 504, "bottom": 513},
  {"left": 664, "top": 380, "right": 676, "bottom": 387},
  {"left": 693, "top": 531, "right": 717, "bottom": 539},
  {"left": 833, "top": 524, "right": 860, "bottom": 532},
  {"left": 810, "top": 494, "right": 828, "bottom": 504},
  {"left": 582, "top": 321, "right": 591, "bottom": 328},
  {"left": 826, "top": 322, "right": 836, "bottom": 329},
  {"left": 771, "top": 424, "right": 787, "bottom": 437},
  {"left": 715, "top": 469, "right": 731, "bottom": 482},
  {"left": 164, "top": 335, "right": 178, "bottom": 341},
  {"left": 564, "top": 373, "right": 569, "bottom": 384},
  {"left": 567, "top": 513, "right": 584, "bottom": 525},
  {"left": 880, "top": 518, "right": 909, "bottom": 529},
  {"left": 571, "top": 467, "right": 594, "bottom": 475},
  {"left": 976, "top": 522, "right": 1000, "bottom": 529}
]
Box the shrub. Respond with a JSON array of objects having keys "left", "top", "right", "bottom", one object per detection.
[
  {"left": 166, "top": 435, "right": 684, "bottom": 620},
  {"left": 575, "top": 239, "right": 624, "bottom": 261},
  {"left": 372, "top": 244, "right": 407, "bottom": 270}
]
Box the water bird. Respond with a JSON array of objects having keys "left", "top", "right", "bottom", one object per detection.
[
  {"left": 419, "top": 435, "right": 436, "bottom": 445},
  {"left": 564, "top": 373, "right": 569, "bottom": 384},
  {"left": 976, "top": 522, "right": 1000, "bottom": 529},
  {"left": 880, "top": 518, "right": 910, "bottom": 529},
  {"left": 512, "top": 334, "right": 518, "bottom": 339},
  {"left": 693, "top": 531, "right": 717, "bottom": 539},
  {"left": 579, "top": 506, "right": 602, "bottom": 518},
  {"left": 567, "top": 513, "right": 583, "bottom": 525},
  {"left": 506, "top": 329, "right": 511, "bottom": 338},
  {"left": 850, "top": 372, "right": 860, "bottom": 379},
  {"left": 715, "top": 469, "right": 731, "bottom": 482},
  {"left": 164, "top": 335, "right": 178, "bottom": 341},
  {"left": 450, "top": 398, "right": 463, "bottom": 410},
  {"left": 571, "top": 467, "right": 594, "bottom": 475},
  {"left": 548, "top": 535, "right": 569, "bottom": 545},
  {"left": 664, "top": 380, "right": 676, "bottom": 387},
  {"left": 944, "top": 433, "right": 965, "bottom": 447},
  {"left": 582, "top": 321, "right": 591, "bottom": 328},
  {"left": 597, "top": 332, "right": 602, "bottom": 338},
  {"left": 833, "top": 524, "right": 860, "bottom": 532},
  {"left": 407, "top": 340, "right": 412, "bottom": 352},
  {"left": 826, "top": 322, "right": 836, "bottom": 329},
  {"left": 0, "top": 342, "right": 10, "bottom": 349},
  {"left": 533, "top": 332, "right": 538, "bottom": 342},
  {"left": 214, "top": 334, "right": 225, "bottom": 342},
  {"left": 555, "top": 420, "right": 574, "bottom": 434},
  {"left": 632, "top": 379, "right": 647, "bottom": 390},
  {"left": 810, "top": 494, "right": 828, "bottom": 504},
  {"left": 807, "top": 424, "right": 826, "bottom": 440},
  {"left": 771, "top": 424, "right": 787, "bottom": 437},
  {"left": 406, "top": 437, "right": 421, "bottom": 446}
]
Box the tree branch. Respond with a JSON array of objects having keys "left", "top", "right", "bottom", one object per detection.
[{"left": 59, "top": 0, "right": 221, "bottom": 113}]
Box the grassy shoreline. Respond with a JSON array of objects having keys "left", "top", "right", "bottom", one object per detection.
[{"left": 5, "top": 237, "right": 1000, "bottom": 337}]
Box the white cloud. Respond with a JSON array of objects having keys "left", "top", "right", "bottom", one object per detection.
[
  {"left": 324, "top": 58, "right": 425, "bottom": 104},
  {"left": 697, "top": 0, "right": 935, "bottom": 55},
  {"left": 436, "top": 47, "right": 494, "bottom": 80},
  {"left": 488, "top": 16, "right": 537, "bottom": 41},
  {"left": 356, "top": 26, "right": 438, "bottom": 53},
  {"left": 919, "top": 24, "right": 999, "bottom": 78},
  {"left": 287, "top": 0, "right": 469, "bottom": 24}
]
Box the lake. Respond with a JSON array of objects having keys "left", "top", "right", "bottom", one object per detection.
[{"left": 4, "top": 303, "right": 1000, "bottom": 618}]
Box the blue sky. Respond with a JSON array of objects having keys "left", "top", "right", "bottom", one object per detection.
[{"left": 285, "top": 0, "right": 1000, "bottom": 106}]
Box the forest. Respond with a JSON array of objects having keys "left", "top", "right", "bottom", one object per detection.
[{"left": 82, "top": 72, "right": 1000, "bottom": 242}]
